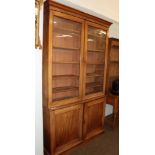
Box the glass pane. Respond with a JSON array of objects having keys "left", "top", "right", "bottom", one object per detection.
[
  {"left": 85, "top": 26, "right": 106, "bottom": 95},
  {"left": 52, "top": 16, "right": 81, "bottom": 102}
]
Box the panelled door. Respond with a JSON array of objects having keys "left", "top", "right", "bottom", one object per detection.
[
  {"left": 51, "top": 104, "right": 83, "bottom": 155},
  {"left": 83, "top": 21, "right": 108, "bottom": 99},
  {"left": 83, "top": 98, "right": 105, "bottom": 139}
]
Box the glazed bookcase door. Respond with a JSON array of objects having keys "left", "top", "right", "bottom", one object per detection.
[
  {"left": 84, "top": 22, "right": 107, "bottom": 98},
  {"left": 51, "top": 12, "right": 84, "bottom": 104}
]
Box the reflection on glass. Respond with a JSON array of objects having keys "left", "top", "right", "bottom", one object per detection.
[
  {"left": 85, "top": 26, "right": 106, "bottom": 95},
  {"left": 52, "top": 16, "right": 81, "bottom": 102}
]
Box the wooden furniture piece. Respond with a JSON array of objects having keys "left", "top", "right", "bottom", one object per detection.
[
  {"left": 106, "top": 95, "right": 119, "bottom": 128},
  {"left": 43, "top": 1, "right": 111, "bottom": 154},
  {"left": 105, "top": 38, "right": 119, "bottom": 128}
]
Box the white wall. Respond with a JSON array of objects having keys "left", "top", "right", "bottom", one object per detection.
[
  {"left": 54, "top": 0, "right": 119, "bottom": 39},
  {"left": 109, "top": 22, "right": 119, "bottom": 39},
  {"left": 35, "top": 49, "right": 43, "bottom": 155},
  {"left": 55, "top": 0, "right": 119, "bottom": 22},
  {"left": 35, "top": 1, "right": 119, "bottom": 155},
  {"left": 35, "top": 5, "right": 43, "bottom": 155},
  {"left": 105, "top": 104, "right": 113, "bottom": 116}
]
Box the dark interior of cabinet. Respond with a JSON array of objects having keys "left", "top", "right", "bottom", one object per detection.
[{"left": 107, "top": 39, "right": 119, "bottom": 94}]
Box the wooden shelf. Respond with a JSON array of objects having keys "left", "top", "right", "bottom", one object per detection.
[
  {"left": 112, "top": 45, "right": 119, "bottom": 49},
  {"left": 112, "top": 41, "right": 119, "bottom": 47},
  {"left": 53, "top": 74, "right": 79, "bottom": 79},
  {"left": 95, "top": 68, "right": 104, "bottom": 71},
  {"left": 54, "top": 26, "right": 81, "bottom": 34},
  {"left": 87, "top": 62, "right": 104, "bottom": 65},
  {"left": 109, "top": 75, "right": 119, "bottom": 79},
  {"left": 86, "top": 90, "right": 102, "bottom": 95},
  {"left": 88, "top": 49, "right": 105, "bottom": 52},
  {"left": 86, "top": 82, "right": 103, "bottom": 88},
  {"left": 86, "top": 73, "right": 104, "bottom": 77},
  {"left": 53, "top": 95, "right": 77, "bottom": 102},
  {"left": 53, "top": 86, "right": 79, "bottom": 93},
  {"left": 112, "top": 45, "right": 119, "bottom": 48},
  {"left": 110, "top": 60, "right": 119, "bottom": 63},
  {"left": 53, "top": 61, "right": 79, "bottom": 64},
  {"left": 53, "top": 46, "right": 80, "bottom": 51}
]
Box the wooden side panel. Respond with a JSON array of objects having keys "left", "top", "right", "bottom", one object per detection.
[
  {"left": 43, "top": 7, "right": 49, "bottom": 108},
  {"left": 43, "top": 107, "right": 51, "bottom": 154},
  {"left": 83, "top": 98, "right": 105, "bottom": 139},
  {"left": 43, "top": 5, "right": 53, "bottom": 108},
  {"left": 43, "top": 6, "right": 52, "bottom": 155},
  {"left": 50, "top": 104, "right": 83, "bottom": 155}
]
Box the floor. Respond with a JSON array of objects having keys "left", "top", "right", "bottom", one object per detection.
[{"left": 64, "top": 123, "right": 119, "bottom": 155}]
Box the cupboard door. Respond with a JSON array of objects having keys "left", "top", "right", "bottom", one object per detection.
[
  {"left": 83, "top": 98, "right": 105, "bottom": 139},
  {"left": 51, "top": 104, "right": 83, "bottom": 155},
  {"left": 84, "top": 22, "right": 107, "bottom": 98},
  {"left": 51, "top": 12, "right": 84, "bottom": 104}
]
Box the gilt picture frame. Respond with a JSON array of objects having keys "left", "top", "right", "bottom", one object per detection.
[{"left": 35, "top": 0, "right": 43, "bottom": 49}]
